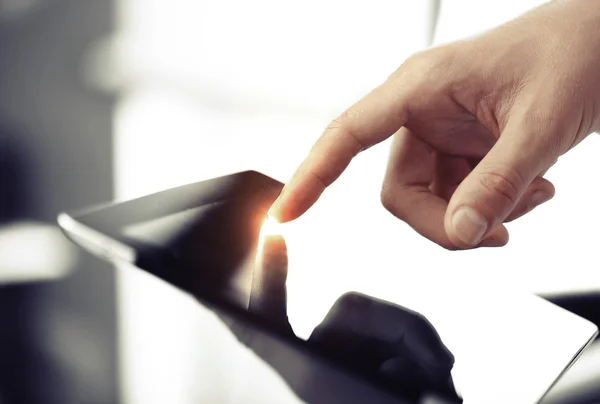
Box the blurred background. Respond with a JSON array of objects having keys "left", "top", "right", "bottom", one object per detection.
[{"left": 1, "top": 0, "right": 600, "bottom": 403}]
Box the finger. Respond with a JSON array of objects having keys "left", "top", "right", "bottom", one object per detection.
[
  {"left": 539, "top": 158, "right": 558, "bottom": 177},
  {"left": 504, "top": 176, "right": 555, "bottom": 222},
  {"left": 382, "top": 129, "right": 453, "bottom": 248},
  {"left": 381, "top": 129, "right": 507, "bottom": 249},
  {"left": 430, "top": 154, "right": 472, "bottom": 201},
  {"left": 269, "top": 78, "right": 413, "bottom": 223},
  {"left": 432, "top": 154, "right": 509, "bottom": 248},
  {"left": 444, "top": 116, "right": 559, "bottom": 248},
  {"left": 248, "top": 220, "right": 292, "bottom": 333},
  {"left": 477, "top": 224, "right": 510, "bottom": 248}
]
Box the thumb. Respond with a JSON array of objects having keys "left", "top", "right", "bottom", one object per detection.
[{"left": 444, "top": 120, "right": 558, "bottom": 248}]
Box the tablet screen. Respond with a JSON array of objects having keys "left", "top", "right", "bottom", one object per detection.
[
  {"left": 122, "top": 196, "right": 263, "bottom": 308},
  {"left": 61, "top": 170, "right": 598, "bottom": 404},
  {"left": 70, "top": 171, "right": 282, "bottom": 308},
  {"left": 122, "top": 202, "right": 228, "bottom": 247},
  {"left": 61, "top": 171, "right": 464, "bottom": 404}
]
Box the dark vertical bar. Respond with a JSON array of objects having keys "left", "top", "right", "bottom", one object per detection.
[{"left": 0, "top": 0, "right": 118, "bottom": 403}]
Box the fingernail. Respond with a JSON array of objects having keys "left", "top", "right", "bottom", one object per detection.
[
  {"left": 531, "top": 191, "right": 553, "bottom": 208},
  {"left": 451, "top": 206, "right": 488, "bottom": 246}
]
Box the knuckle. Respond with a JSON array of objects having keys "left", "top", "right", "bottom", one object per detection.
[
  {"left": 401, "top": 51, "right": 427, "bottom": 71},
  {"left": 305, "top": 166, "right": 328, "bottom": 192},
  {"left": 426, "top": 46, "right": 457, "bottom": 74},
  {"left": 321, "top": 118, "right": 344, "bottom": 143},
  {"left": 387, "top": 46, "right": 460, "bottom": 107},
  {"left": 338, "top": 107, "right": 357, "bottom": 124},
  {"left": 380, "top": 183, "right": 393, "bottom": 210},
  {"left": 381, "top": 184, "right": 459, "bottom": 250},
  {"left": 477, "top": 168, "right": 524, "bottom": 206},
  {"left": 394, "top": 45, "right": 456, "bottom": 81},
  {"left": 323, "top": 118, "right": 342, "bottom": 134},
  {"left": 380, "top": 183, "right": 405, "bottom": 219},
  {"left": 388, "top": 52, "right": 426, "bottom": 88},
  {"left": 325, "top": 111, "right": 364, "bottom": 153}
]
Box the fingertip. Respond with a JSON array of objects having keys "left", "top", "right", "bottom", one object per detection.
[
  {"left": 532, "top": 176, "right": 556, "bottom": 200},
  {"left": 504, "top": 177, "right": 555, "bottom": 223},
  {"left": 444, "top": 208, "right": 509, "bottom": 249},
  {"left": 445, "top": 205, "right": 489, "bottom": 249},
  {"left": 268, "top": 200, "right": 298, "bottom": 224},
  {"left": 267, "top": 197, "right": 285, "bottom": 223},
  {"left": 543, "top": 177, "right": 556, "bottom": 196},
  {"left": 270, "top": 184, "right": 322, "bottom": 223},
  {"left": 478, "top": 225, "right": 509, "bottom": 248}
]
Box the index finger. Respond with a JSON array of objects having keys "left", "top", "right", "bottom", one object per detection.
[{"left": 269, "top": 78, "right": 411, "bottom": 223}]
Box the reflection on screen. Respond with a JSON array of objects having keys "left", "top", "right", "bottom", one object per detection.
[
  {"left": 121, "top": 196, "right": 269, "bottom": 310},
  {"left": 122, "top": 201, "right": 228, "bottom": 247},
  {"left": 115, "top": 189, "right": 463, "bottom": 404}
]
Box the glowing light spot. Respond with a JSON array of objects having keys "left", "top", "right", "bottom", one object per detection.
[{"left": 260, "top": 215, "right": 281, "bottom": 238}]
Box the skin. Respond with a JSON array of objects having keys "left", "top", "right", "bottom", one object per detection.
[{"left": 269, "top": 0, "right": 600, "bottom": 250}]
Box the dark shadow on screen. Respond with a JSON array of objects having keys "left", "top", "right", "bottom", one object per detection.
[
  {"left": 205, "top": 232, "right": 462, "bottom": 404},
  {"left": 121, "top": 175, "right": 280, "bottom": 309}
]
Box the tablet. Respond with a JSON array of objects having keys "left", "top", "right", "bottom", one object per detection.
[
  {"left": 58, "top": 170, "right": 459, "bottom": 404},
  {"left": 58, "top": 170, "right": 598, "bottom": 403}
]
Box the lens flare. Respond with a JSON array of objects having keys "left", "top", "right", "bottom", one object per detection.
[
  {"left": 258, "top": 215, "right": 283, "bottom": 254},
  {"left": 260, "top": 214, "right": 281, "bottom": 238}
]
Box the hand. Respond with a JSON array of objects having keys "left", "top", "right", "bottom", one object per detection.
[
  {"left": 269, "top": 0, "right": 600, "bottom": 249},
  {"left": 217, "top": 227, "right": 462, "bottom": 403}
]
